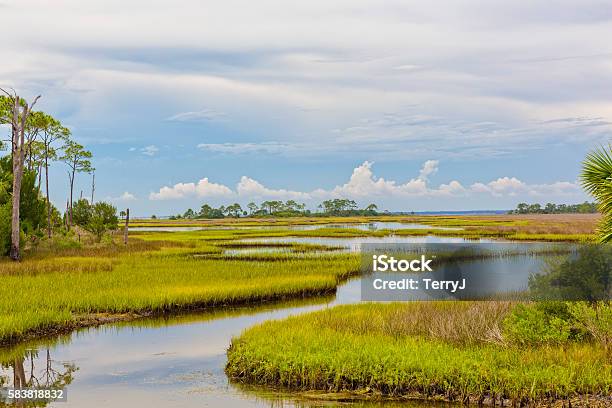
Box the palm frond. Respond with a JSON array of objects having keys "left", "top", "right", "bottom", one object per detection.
[
  {"left": 581, "top": 145, "right": 612, "bottom": 197},
  {"left": 581, "top": 145, "right": 612, "bottom": 243},
  {"left": 597, "top": 214, "right": 612, "bottom": 243}
]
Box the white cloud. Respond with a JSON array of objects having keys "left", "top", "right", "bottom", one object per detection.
[
  {"left": 328, "top": 161, "right": 427, "bottom": 197},
  {"left": 149, "top": 160, "right": 579, "bottom": 203},
  {"left": 166, "top": 109, "right": 225, "bottom": 122},
  {"left": 237, "top": 176, "right": 310, "bottom": 200},
  {"left": 470, "top": 177, "right": 579, "bottom": 197},
  {"left": 105, "top": 191, "right": 137, "bottom": 202},
  {"left": 117, "top": 191, "right": 136, "bottom": 201},
  {"left": 150, "top": 177, "right": 234, "bottom": 200},
  {"left": 141, "top": 145, "right": 159, "bottom": 156},
  {"left": 197, "top": 142, "right": 291, "bottom": 155},
  {"left": 418, "top": 159, "right": 438, "bottom": 181}
]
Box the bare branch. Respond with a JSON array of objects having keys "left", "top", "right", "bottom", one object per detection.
[
  {"left": 0, "top": 86, "right": 16, "bottom": 99},
  {"left": 29, "top": 95, "right": 41, "bottom": 110}
]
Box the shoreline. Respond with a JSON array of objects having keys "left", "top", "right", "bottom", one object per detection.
[
  {"left": 0, "top": 285, "right": 340, "bottom": 349},
  {"left": 230, "top": 381, "right": 612, "bottom": 407}
]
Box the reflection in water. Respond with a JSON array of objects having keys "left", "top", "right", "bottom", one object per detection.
[
  {"left": 232, "top": 382, "right": 456, "bottom": 407},
  {"left": 244, "top": 236, "right": 496, "bottom": 252},
  {"left": 0, "top": 242, "right": 569, "bottom": 408},
  {"left": 0, "top": 347, "right": 76, "bottom": 407}
]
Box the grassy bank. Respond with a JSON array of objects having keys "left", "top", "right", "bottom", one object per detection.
[
  {"left": 0, "top": 236, "right": 360, "bottom": 345},
  {"left": 226, "top": 302, "right": 611, "bottom": 406}
]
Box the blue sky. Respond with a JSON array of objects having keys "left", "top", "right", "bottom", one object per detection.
[{"left": 1, "top": 0, "right": 611, "bottom": 216}]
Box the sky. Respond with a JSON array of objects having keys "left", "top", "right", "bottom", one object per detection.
[{"left": 1, "top": 0, "right": 611, "bottom": 216}]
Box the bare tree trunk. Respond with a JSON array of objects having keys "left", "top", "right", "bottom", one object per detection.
[
  {"left": 45, "top": 150, "right": 51, "bottom": 238},
  {"left": 13, "top": 357, "right": 26, "bottom": 388},
  {"left": 3, "top": 91, "right": 40, "bottom": 261},
  {"left": 123, "top": 208, "right": 129, "bottom": 245},
  {"left": 65, "top": 200, "right": 69, "bottom": 229},
  {"left": 10, "top": 96, "right": 24, "bottom": 261},
  {"left": 37, "top": 162, "right": 42, "bottom": 191},
  {"left": 10, "top": 151, "right": 23, "bottom": 260},
  {"left": 69, "top": 170, "right": 75, "bottom": 226},
  {"left": 91, "top": 171, "right": 95, "bottom": 203}
]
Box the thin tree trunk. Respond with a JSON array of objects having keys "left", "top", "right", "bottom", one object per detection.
[
  {"left": 45, "top": 149, "right": 51, "bottom": 238},
  {"left": 4, "top": 92, "right": 40, "bottom": 261},
  {"left": 69, "top": 170, "right": 75, "bottom": 226},
  {"left": 123, "top": 208, "right": 129, "bottom": 245},
  {"left": 10, "top": 96, "right": 24, "bottom": 261},
  {"left": 37, "top": 162, "right": 42, "bottom": 192},
  {"left": 13, "top": 357, "right": 26, "bottom": 388},
  {"left": 10, "top": 153, "right": 23, "bottom": 260},
  {"left": 91, "top": 172, "right": 95, "bottom": 203}
]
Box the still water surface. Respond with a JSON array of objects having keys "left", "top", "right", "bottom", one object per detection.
[
  {"left": 130, "top": 221, "right": 461, "bottom": 232},
  {"left": 0, "top": 238, "right": 558, "bottom": 408}
]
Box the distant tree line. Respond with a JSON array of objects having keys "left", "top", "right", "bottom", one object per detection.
[
  {"left": 170, "top": 199, "right": 379, "bottom": 219},
  {"left": 509, "top": 201, "right": 597, "bottom": 215}
]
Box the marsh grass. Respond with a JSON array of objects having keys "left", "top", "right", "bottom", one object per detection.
[
  {"left": 226, "top": 302, "right": 611, "bottom": 404},
  {"left": 0, "top": 247, "right": 360, "bottom": 344}
]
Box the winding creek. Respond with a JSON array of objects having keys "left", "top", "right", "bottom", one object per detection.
[{"left": 0, "top": 233, "right": 566, "bottom": 407}]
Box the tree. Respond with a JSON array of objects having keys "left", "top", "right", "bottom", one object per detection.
[
  {"left": 262, "top": 200, "right": 283, "bottom": 215},
  {"left": 72, "top": 198, "right": 92, "bottom": 226},
  {"left": 198, "top": 203, "right": 224, "bottom": 219},
  {"left": 544, "top": 203, "right": 556, "bottom": 214},
  {"left": 247, "top": 202, "right": 258, "bottom": 215},
  {"left": 364, "top": 203, "right": 378, "bottom": 215},
  {"left": 284, "top": 200, "right": 298, "bottom": 212},
  {"left": 83, "top": 202, "right": 118, "bottom": 242},
  {"left": 0, "top": 91, "right": 41, "bottom": 260},
  {"left": 226, "top": 203, "right": 243, "bottom": 217},
  {"left": 0, "top": 154, "right": 47, "bottom": 255},
  {"left": 36, "top": 113, "right": 69, "bottom": 238},
  {"left": 581, "top": 145, "right": 612, "bottom": 242},
  {"left": 60, "top": 140, "right": 93, "bottom": 227}
]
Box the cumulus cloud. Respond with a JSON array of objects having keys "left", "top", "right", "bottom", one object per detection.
[
  {"left": 149, "top": 160, "right": 580, "bottom": 202},
  {"left": 150, "top": 177, "right": 233, "bottom": 200},
  {"left": 418, "top": 160, "right": 439, "bottom": 181},
  {"left": 117, "top": 191, "right": 136, "bottom": 201},
  {"left": 141, "top": 145, "right": 159, "bottom": 156},
  {"left": 329, "top": 161, "right": 428, "bottom": 197},
  {"left": 470, "top": 177, "right": 579, "bottom": 197},
  {"left": 106, "top": 191, "right": 137, "bottom": 202},
  {"left": 237, "top": 176, "right": 310, "bottom": 200}
]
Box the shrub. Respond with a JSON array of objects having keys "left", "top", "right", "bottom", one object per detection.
[
  {"left": 72, "top": 198, "right": 92, "bottom": 226},
  {"left": 503, "top": 303, "right": 573, "bottom": 345},
  {"left": 503, "top": 301, "right": 612, "bottom": 346},
  {"left": 83, "top": 202, "right": 119, "bottom": 242},
  {"left": 0, "top": 202, "right": 11, "bottom": 255}
]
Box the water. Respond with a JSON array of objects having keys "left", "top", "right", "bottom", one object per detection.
[
  {"left": 0, "top": 241, "right": 562, "bottom": 408},
  {"left": 243, "top": 235, "right": 494, "bottom": 252},
  {"left": 130, "top": 221, "right": 461, "bottom": 233}
]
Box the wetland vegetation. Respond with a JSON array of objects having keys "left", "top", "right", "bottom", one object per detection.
[{"left": 0, "top": 123, "right": 610, "bottom": 406}]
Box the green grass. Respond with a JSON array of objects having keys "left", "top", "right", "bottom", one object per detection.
[
  {"left": 226, "top": 302, "right": 611, "bottom": 404},
  {"left": 0, "top": 236, "right": 360, "bottom": 345}
]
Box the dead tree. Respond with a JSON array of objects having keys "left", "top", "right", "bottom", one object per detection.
[
  {"left": 0, "top": 89, "right": 41, "bottom": 261},
  {"left": 123, "top": 208, "right": 130, "bottom": 245},
  {"left": 91, "top": 170, "right": 95, "bottom": 203}
]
